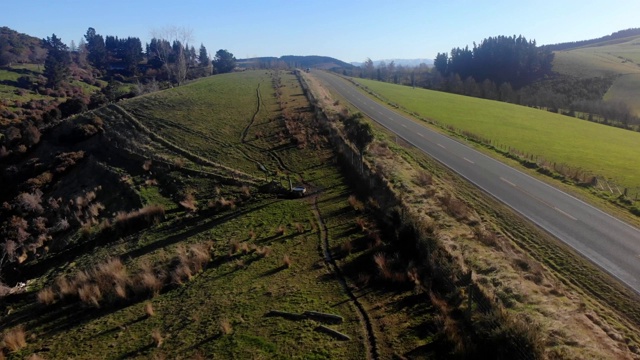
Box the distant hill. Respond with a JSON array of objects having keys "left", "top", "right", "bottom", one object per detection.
[
  {"left": 0, "top": 26, "right": 47, "bottom": 65},
  {"left": 351, "top": 58, "right": 433, "bottom": 67},
  {"left": 237, "top": 55, "right": 354, "bottom": 70},
  {"left": 550, "top": 30, "right": 640, "bottom": 116},
  {"left": 544, "top": 28, "right": 640, "bottom": 51}
]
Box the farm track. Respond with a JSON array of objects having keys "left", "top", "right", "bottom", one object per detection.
[
  {"left": 106, "top": 104, "right": 262, "bottom": 185},
  {"left": 311, "top": 195, "right": 379, "bottom": 360},
  {"left": 240, "top": 80, "right": 294, "bottom": 175}
]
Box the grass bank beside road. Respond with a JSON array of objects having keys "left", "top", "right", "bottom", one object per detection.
[{"left": 353, "top": 78, "right": 640, "bottom": 192}]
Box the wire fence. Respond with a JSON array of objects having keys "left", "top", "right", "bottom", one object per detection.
[{"left": 297, "top": 70, "right": 539, "bottom": 359}]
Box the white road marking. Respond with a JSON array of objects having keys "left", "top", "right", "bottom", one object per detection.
[
  {"left": 417, "top": 132, "right": 424, "bottom": 137},
  {"left": 554, "top": 207, "right": 578, "bottom": 221},
  {"left": 401, "top": 124, "right": 407, "bottom": 128},
  {"left": 500, "top": 177, "right": 516, "bottom": 187},
  {"left": 437, "top": 143, "right": 445, "bottom": 149},
  {"left": 463, "top": 157, "right": 475, "bottom": 164}
]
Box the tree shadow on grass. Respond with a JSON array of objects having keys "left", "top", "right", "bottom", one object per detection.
[
  {"left": 123, "top": 201, "right": 276, "bottom": 260},
  {"left": 115, "top": 343, "right": 156, "bottom": 360},
  {"left": 258, "top": 265, "right": 288, "bottom": 278}
]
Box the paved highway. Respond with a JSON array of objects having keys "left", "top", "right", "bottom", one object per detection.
[{"left": 312, "top": 70, "right": 640, "bottom": 294}]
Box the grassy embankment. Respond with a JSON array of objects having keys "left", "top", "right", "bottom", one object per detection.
[
  {"left": 307, "top": 71, "right": 640, "bottom": 359},
  {"left": 1, "top": 70, "right": 442, "bottom": 359}
]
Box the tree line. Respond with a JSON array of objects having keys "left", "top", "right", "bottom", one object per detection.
[{"left": 344, "top": 34, "right": 639, "bottom": 129}]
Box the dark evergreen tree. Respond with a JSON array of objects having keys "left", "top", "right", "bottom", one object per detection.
[
  {"left": 42, "top": 34, "right": 70, "bottom": 89},
  {"left": 213, "top": 49, "right": 236, "bottom": 73},
  {"left": 84, "top": 27, "right": 107, "bottom": 71},
  {"left": 198, "top": 43, "right": 209, "bottom": 66}
]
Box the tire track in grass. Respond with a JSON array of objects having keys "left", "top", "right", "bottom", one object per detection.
[
  {"left": 241, "top": 77, "right": 295, "bottom": 174},
  {"left": 311, "top": 195, "right": 379, "bottom": 360}
]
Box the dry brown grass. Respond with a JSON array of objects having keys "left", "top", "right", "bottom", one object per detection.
[
  {"left": 294, "top": 222, "right": 305, "bottom": 234},
  {"left": 143, "top": 160, "right": 152, "bottom": 171},
  {"left": 229, "top": 239, "right": 240, "bottom": 255},
  {"left": 151, "top": 329, "right": 163, "bottom": 348},
  {"left": 188, "top": 243, "right": 211, "bottom": 272},
  {"left": 78, "top": 283, "right": 102, "bottom": 307},
  {"left": 255, "top": 246, "right": 272, "bottom": 258},
  {"left": 282, "top": 255, "right": 292, "bottom": 268},
  {"left": 3, "top": 326, "right": 26, "bottom": 352},
  {"left": 179, "top": 192, "right": 198, "bottom": 213},
  {"left": 373, "top": 252, "right": 391, "bottom": 279},
  {"left": 248, "top": 229, "right": 257, "bottom": 240},
  {"left": 219, "top": 318, "right": 233, "bottom": 335},
  {"left": 275, "top": 225, "right": 286, "bottom": 236},
  {"left": 136, "top": 269, "right": 163, "bottom": 296},
  {"left": 94, "top": 258, "right": 128, "bottom": 298},
  {"left": 341, "top": 240, "right": 353, "bottom": 255},
  {"left": 145, "top": 302, "right": 155, "bottom": 317},
  {"left": 37, "top": 287, "right": 56, "bottom": 305},
  {"left": 414, "top": 170, "right": 433, "bottom": 186},
  {"left": 439, "top": 193, "right": 469, "bottom": 220},
  {"left": 348, "top": 195, "right": 364, "bottom": 211},
  {"left": 355, "top": 218, "right": 368, "bottom": 232},
  {"left": 54, "top": 276, "right": 75, "bottom": 298}
]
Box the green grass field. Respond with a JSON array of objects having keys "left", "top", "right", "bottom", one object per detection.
[
  {"left": 123, "top": 71, "right": 280, "bottom": 177},
  {"left": 353, "top": 77, "right": 640, "bottom": 190},
  {"left": 552, "top": 35, "right": 640, "bottom": 116},
  {"left": 2, "top": 70, "right": 440, "bottom": 359}
]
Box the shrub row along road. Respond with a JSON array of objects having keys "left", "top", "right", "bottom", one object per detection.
[{"left": 311, "top": 70, "right": 640, "bottom": 295}]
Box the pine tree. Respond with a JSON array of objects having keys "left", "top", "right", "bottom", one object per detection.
[{"left": 42, "top": 34, "right": 70, "bottom": 89}]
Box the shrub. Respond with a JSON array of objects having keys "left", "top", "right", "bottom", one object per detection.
[
  {"left": 37, "top": 287, "right": 56, "bottom": 305},
  {"left": 3, "top": 326, "right": 26, "bottom": 352},
  {"left": 16, "top": 190, "right": 44, "bottom": 214},
  {"left": 373, "top": 252, "right": 391, "bottom": 279},
  {"left": 151, "top": 329, "right": 163, "bottom": 348},
  {"left": 55, "top": 276, "right": 75, "bottom": 298},
  {"left": 255, "top": 246, "right": 272, "bottom": 258},
  {"left": 348, "top": 195, "right": 364, "bottom": 211},
  {"left": 414, "top": 171, "right": 433, "bottom": 186},
  {"left": 179, "top": 192, "right": 198, "bottom": 213},
  {"left": 282, "top": 255, "right": 292, "bottom": 268},
  {"left": 136, "top": 269, "right": 163, "bottom": 296},
  {"left": 219, "top": 318, "right": 233, "bottom": 335},
  {"left": 78, "top": 283, "right": 102, "bottom": 307},
  {"left": 112, "top": 205, "right": 165, "bottom": 234},
  {"left": 145, "top": 302, "right": 155, "bottom": 317}
]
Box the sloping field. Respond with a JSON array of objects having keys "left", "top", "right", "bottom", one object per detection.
[
  {"left": 354, "top": 77, "right": 640, "bottom": 190},
  {"left": 552, "top": 35, "right": 640, "bottom": 115}
]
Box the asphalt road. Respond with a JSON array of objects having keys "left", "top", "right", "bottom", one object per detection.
[{"left": 312, "top": 70, "right": 640, "bottom": 294}]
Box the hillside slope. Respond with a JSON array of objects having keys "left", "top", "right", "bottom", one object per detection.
[{"left": 552, "top": 34, "right": 640, "bottom": 115}]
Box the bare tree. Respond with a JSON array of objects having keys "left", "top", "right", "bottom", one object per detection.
[{"left": 150, "top": 26, "right": 193, "bottom": 85}]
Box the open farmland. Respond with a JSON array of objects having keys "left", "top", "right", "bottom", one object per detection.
[
  {"left": 552, "top": 34, "right": 640, "bottom": 115},
  {"left": 352, "top": 77, "right": 640, "bottom": 192},
  {"left": 1, "top": 70, "right": 450, "bottom": 359}
]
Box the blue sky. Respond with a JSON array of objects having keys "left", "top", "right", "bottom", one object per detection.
[{"left": 2, "top": 0, "right": 639, "bottom": 63}]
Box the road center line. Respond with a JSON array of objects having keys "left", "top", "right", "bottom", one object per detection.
[
  {"left": 554, "top": 207, "right": 578, "bottom": 221},
  {"left": 401, "top": 124, "right": 407, "bottom": 128},
  {"left": 417, "top": 132, "right": 424, "bottom": 137},
  {"left": 463, "top": 157, "right": 475, "bottom": 164},
  {"left": 500, "top": 177, "right": 516, "bottom": 187}
]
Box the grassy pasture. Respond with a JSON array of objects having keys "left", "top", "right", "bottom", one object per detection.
[
  {"left": 123, "top": 71, "right": 280, "bottom": 177},
  {"left": 4, "top": 70, "right": 441, "bottom": 359},
  {"left": 552, "top": 35, "right": 640, "bottom": 116},
  {"left": 353, "top": 77, "right": 640, "bottom": 189}
]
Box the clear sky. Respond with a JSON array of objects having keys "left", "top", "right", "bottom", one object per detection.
[{"left": 2, "top": 0, "right": 639, "bottom": 63}]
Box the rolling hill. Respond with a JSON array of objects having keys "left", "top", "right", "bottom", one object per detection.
[
  {"left": 550, "top": 30, "right": 640, "bottom": 115},
  {"left": 236, "top": 55, "right": 353, "bottom": 70}
]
